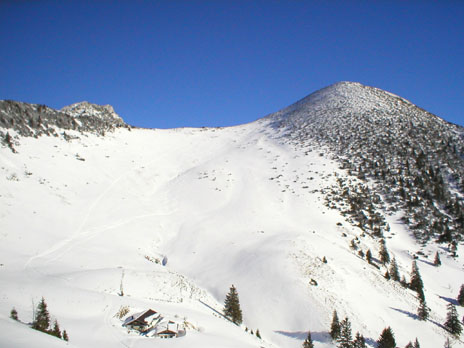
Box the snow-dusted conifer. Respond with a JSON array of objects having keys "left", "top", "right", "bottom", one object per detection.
[
  {"left": 409, "top": 261, "right": 425, "bottom": 300},
  {"left": 256, "top": 329, "right": 261, "bottom": 339},
  {"left": 413, "top": 338, "right": 420, "bottom": 348},
  {"left": 389, "top": 257, "right": 400, "bottom": 281},
  {"left": 379, "top": 239, "right": 390, "bottom": 264},
  {"left": 457, "top": 284, "right": 464, "bottom": 306},
  {"left": 10, "top": 307, "right": 18, "bottom": 321},
  {"left": 366, "top": 249, "right": 372, "bottom": 264},
  {"left": 224, "top": 284, "right": 243, "bottom": 325},
  {"left": 63, "top": 330, "right": 69, "bottom": 341},
  {"left": 444, "top": 303, "right": 462, "bottom": 336},
  {"left": 433, "top": 251, "right": 441, "bottom": 266},
  {"left": 32, "top": 297, "right": 50, "bottom": 332},
  {"left": 302, "top": 330, "right": 314, "bottom": 348},
  {"left": 353, "top": 332, "right": 366, "bottom": 348},
  {"left": 377, "top": 327, "right": 396, "bottom": 348},
  {"left": 330, "top": 310, "right": 341, "bottom": 340},
  {"left": 405, "top": 342, "right": 414, "bottom": 348},
  {"left": 51, "top": 319, "right": 62, "bottom": 338},
  {"left": 337, "top": 317, "right": 353, "bottom": 348},
  {"left": 417, "top": 296, "right": 430, "bottom": 321}
]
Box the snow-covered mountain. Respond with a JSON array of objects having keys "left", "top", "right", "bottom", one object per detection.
[{"left": 0, "top": 82, "right": 463, "bottom": 348}]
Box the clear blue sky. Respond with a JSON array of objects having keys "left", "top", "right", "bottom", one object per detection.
[{"left": 1, "top": 1, "right": 463, "bottom": 128}]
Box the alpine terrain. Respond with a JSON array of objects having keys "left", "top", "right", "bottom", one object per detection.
[{"left": 0, "top": 82, "right": 463, "bottom": 348}]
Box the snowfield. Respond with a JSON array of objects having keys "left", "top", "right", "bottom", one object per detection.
[{"left": 1, "top": 95, "right": 463, "bottom": 348}]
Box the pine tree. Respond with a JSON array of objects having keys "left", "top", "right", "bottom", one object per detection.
[
  {"left": 417, "top": 296, "right": 430, "bottom": 320},
  {"left": 366, "top": 249, "right": 372, "bottom": 264},
  {"left": 377, "top": 327, "right": 396, "bottom": 348},
  {"left": 10, "top": 307, "right": 18, "bottom": 321},
  {"left": 457, "top": 284, "right": 464, "bottom": 306},
  {"left": 433, "top": 251, "right": 441, "bottom": 266},
  {"left": 62, "top": 330, "right": 69, "bottom": 341},
  {"left": 223, "top": 285, "right": 243, "bottom": 325},
  {"left": 413, "top": 337, "right": 420, "bottom": 348},
  {"left": 337, "top": 317, "right": 353, "bottom": 348},
  {"left": 302, "top": 330, "right": 314, "bottom": 348},
  {"left": 384, "top": 270, "right": 390, "bottom": 280},
  {"left": 353, "top": 332, "right": 366, "bottom": 348},
  {"left": 256, "top": 329, "right": 261, "bottom": 339},
  {"left": 409, "top": 261, "right": 425, "bottom": 301},
  {"left": 405, "top": 342, "right": 414, "bottom": 348},
  {"left": 32, "top": 297, "right": 50, "bottom": 332},
  {"left": 389, "top": 257, "right": 400, "bottom": 281},
  {"left": 330, "top": 310, "right": 341, "bottom": 340},
  {"left": 379, "top": 239, "right": 390, "bottom": 264},
  {"left": 444, "top": 303, "right": 462, "bottom": 336},
  {"left": 51, "top": 319, "right": 62, "bottom": 338}
]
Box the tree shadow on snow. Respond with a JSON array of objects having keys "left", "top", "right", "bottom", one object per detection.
[
  {"left": 390, "top": 307, "right": 419, "bottom": 320},
  {"left": 417, "top": 258, "right": 435, "bottom": 267},
  {"left": 274, "top": 330, "right": 331, "bottom": 343},
  {"left": 438, "top": 295, "right": 459, "bottom": 306},
  {"left": 391, "top": 307, "right": 448, "bottom": 331}
]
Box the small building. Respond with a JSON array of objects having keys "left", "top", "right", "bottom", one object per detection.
[
  {"left": 157, "top": 329, "right": 178, "bottom": 339},
  {"left": 123, "top": 309, "right": 158, "bottom": 332},
  {"left": 153, "top": 320, "right": 180, "bottom": 338}
]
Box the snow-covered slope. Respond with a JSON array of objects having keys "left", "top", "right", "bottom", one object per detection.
[{"left": 0, "top": 83, "right": 463, "bottom": 348}]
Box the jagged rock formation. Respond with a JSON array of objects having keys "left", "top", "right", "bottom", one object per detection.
[
  {"left": 0, "top": 100, "right": 128, "bottom": 148},
  {"left": 268, "top": 81, "right": 464, "bottom": 243}
]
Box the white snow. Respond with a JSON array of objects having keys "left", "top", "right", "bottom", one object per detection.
[{"left": 0, "top": 108, "right": 463, "bottom": 348}]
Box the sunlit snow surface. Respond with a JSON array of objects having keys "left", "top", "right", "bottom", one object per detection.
[{"left": 1, "top": 102, "right": 463, "bottom": 347}]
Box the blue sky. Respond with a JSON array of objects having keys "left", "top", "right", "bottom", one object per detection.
[{"left": 1, "top": 1, "right": 463, "bottom": 128}]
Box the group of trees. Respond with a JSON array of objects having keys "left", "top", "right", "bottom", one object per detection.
[
  {"left": 222, "top": 281, "right": 464, "bottom": 346},
  {"left": 330, "top": 311, "right": 422, "bottom": 348},
  {"left": 11, "top": 297, "right": 68, "bottom": 342}
]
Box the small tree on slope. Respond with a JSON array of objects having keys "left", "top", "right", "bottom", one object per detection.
[
  {"left": 457, "top": 284, "right": 464, "bottom": 306},
  {"left": 337, "top": 317, "right": 353, "bottom": 348},
  {"left": 379, "top": 239, "right": 390, "bottom": 265},
  {"left": 10, "top": 307, "right": 18, "bottom": 321},
  {"left": 330, "top": 310, "right": 341, "bottom": 340},
  {"left": 417, "top": 296, "right": 430, "bottom": 320},
  {"left": 32, "top": 297, "right": 50, "bottom": 332},
  {"left": 51, "top": 320, "right": 62, "bottom": 338},
  {"left": 224, "top": 285, "right": 243, "bottom": 325},
  {"left": 409, "top": 261, "right": 425, "bottom": 300},
  {"left": 444, "top": 303, "right": 462, "bottom": 336},
  {"left": 389, "top": 257, "right": 400, "bottom": 281},
  {"left": 353, "top": 331, "right": 366, "bottom": 348},
  {"left": 434, "top": 251, "right": 441, "bottom": 266},
  {"left": 62, "top": 330, "right": 69, "bottom": 341},
  {"left": 302, "top": 330, "right": 314, "bottom": 348},
  {"left": 377, "top": 327, "right": 396, "bottom": 348}
]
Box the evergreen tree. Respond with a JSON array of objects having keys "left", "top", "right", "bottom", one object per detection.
[
  {"left": 379, "top": 239, "right": 390, "bottom": 264},
  {"left": 433, "top": 251, "right": 441, "bottom": 266},
  {"left": 377, "top": 327, "right": 396, "bottom": 348},
  {"left": 366, "top": 249, "right": 372, "bottom": 264},
  {"left": 256, "top": 329, "right": 261, "bottom": 339},
  {"left": 32, "top": 297, "right": 50, "bottom": 332},
  {"left": 330, "top": 310, "right": 341, "bottom": 340},
  {"left": 409, "top": 261, "right": 425, "bottom": 301},
  {"left": 62, "top": 330, "right": 69, "bottom": 342},
  {"left": 405, "top": 343, "right": 414, "bottom": 348},
  {"left": 302, "top": 330, "right": 314, "bottom": 348},
  {"left": 10, "top": 307, "right": 18, "bottom": 321},
  {"left": 417, "top": 296, "right": 430, "bottom": 320},
  {"left": 51, "top": 319, "right": 62, "bottom": 338},
  {"left": 337, "top": 317, "right": 353, "bottom": 348},
  {"left": 353, "top": 332, "right": 366, "bottom": 348},
  {"left": 444, "top": 303, "right": 462, "bottom": 336},
  {"left": 384, "top": 270, "right": 390, "bottom": 280},
  {"left": 413, "top": 337, "right": 420, "bottom": 348},
  {"left": 457, "top": 284, "right": 464, "bottom": 306},
  {"left": 389, "top": 257, "right": 400, "bottom": 281},
  {"left": 223, "top": 285, "right": 243, "bottom": 325}
]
